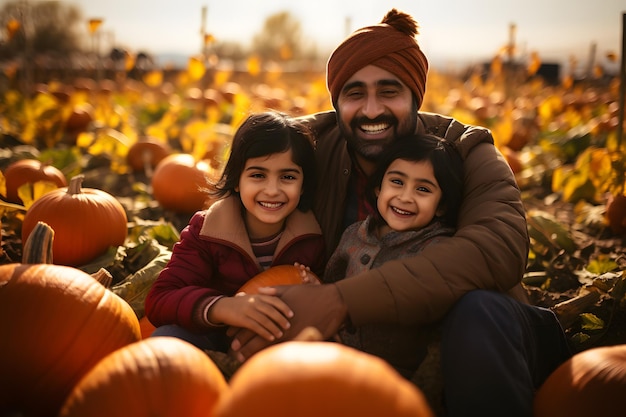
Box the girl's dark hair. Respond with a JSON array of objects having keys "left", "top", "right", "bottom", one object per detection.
[
  {"left": 367, "top": 134, "right": 465, "bottom": 227},
  {"left": 212, "top": 111, "right": 316, "bottom": 212}
]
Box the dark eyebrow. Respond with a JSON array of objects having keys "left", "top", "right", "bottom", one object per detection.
[
  {"left": 342, "top": 80, "right": 365, "bottom": 93},
  {"left": 244, "top": 165, "right": 269, "bottom": 172},
  {"left": 386, "top": 169, "right": 439, "bottom": 188},
  {"left": 245, "top": 166, "right": 302, "bottom": 174},
  {"left": 279, "top": 167, "right": 302, "bottom": 174},
  {"left": 342, "top": 78, "right": 404, "bottom": 93}
]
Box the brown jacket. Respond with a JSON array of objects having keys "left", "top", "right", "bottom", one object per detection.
[{"left": 299, "top": 110, "right": 529, "bottom": 327}]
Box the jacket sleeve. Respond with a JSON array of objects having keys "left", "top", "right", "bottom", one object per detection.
[
  {"left": 334, "top": 129, "right": 529, "bottom": 327},
  {"left": 144, "top": 212, "right": 226, "bottom": 332}
]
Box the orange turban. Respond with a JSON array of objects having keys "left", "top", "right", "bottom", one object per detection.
[{"left": 327, "top": 9, "right": 429, "bottom": 109}]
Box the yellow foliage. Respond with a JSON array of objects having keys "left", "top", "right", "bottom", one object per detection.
[
  {"left": 214, "top": 69, "right": 232, "bottom": 87},
  {"left": 143, "top": 70, "right": 163, "bottom": 88},
  {"left": 76, "top": 132, "right": 95, "bottom": 148},
  {"left": 87, "top": 18, "right": 103, "bottom": 34},
  {"left": 593, "top": 65, "right": 603, "bottom": 79},
  {"left": 0, "top": 171, "right": 6, "bottom": 198},
  {"left": 18, "top": 181, "right": 60, "bottom": 210},
  {"left": 187, "top": 56, "right": 206, "bottom": 81},
  {"left": 527, "top": 52, "right": 541, "bottom": 76},
  {"left": 125, "top": 52, "right": 136, "bottom": 72},
  {"left": 247, "top": 55, "right": 261, "bottom": 77},
  {"left": 490, "top": 56, "right": 503, "bottom": 77},
  {"left": 86, "top": 129, "right": 132, "bottom": 174},
  {"left": 491, "top": 113, "right": 513, "bottom": 149},
  {"left": 6, "top": 19, "right": 20, "bottom": 40},
  {"left": 562, "top": 75, "right": 573, "bottom": 90},
  {"left": 265, "top": 62, "right": 283, "bottom": 84}
]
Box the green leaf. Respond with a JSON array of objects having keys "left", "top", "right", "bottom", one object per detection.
[
  {"left": 527, "top": 210, "right": 577, "bottom": 254},
  {"left": 570, "top": 332, "right": 591, "bottom": 345},
  {"left": 580, "top": 313, "right": 605, "bottom": 330},
  {"left": 586, "top": 258, "right": 619, "bottom": 275},
  {"left": 111, "top": 240, "right": 172, "bottom": 318}
]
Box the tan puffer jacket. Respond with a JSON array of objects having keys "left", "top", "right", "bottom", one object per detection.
[{"left": 299, "top": 110, "right": 529, "bottom": 327}]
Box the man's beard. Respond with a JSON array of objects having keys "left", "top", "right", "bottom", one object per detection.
[{"left": 338, "top": 107, "right": 418, "bottom": 162}]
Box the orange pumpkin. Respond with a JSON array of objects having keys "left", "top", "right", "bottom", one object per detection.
[
  {"left": 0, "top": 263, "right": 141, "bottom": 417},
  {"left": 151, "top": 153, "right": 218, "bottom": 213},
  {"left": 65, "top": 103, "right": 94, "bottom": 133},
  {"left": 59, "top": 337, "right": 228, "bottom": 417},
  {"left": 139, "top": 315, "right": 157, "bottom": 339},
  {"left": 238, "top": 264, "right": 319, "bottom": 294},
  {"left": 533, "top": 344, "right": 626, "bottom": 417},
  {"left": 126, "top": 137, "right": 172, "bottom": 173},
  {"left": 3, "top": 159, "right": 67, "bottom": 203},
  {"left": 21, "top": 175, "right": 128, "bottom": 266},
  {"left": 214, "top": 341, "right": 434, "bottom": 417}
]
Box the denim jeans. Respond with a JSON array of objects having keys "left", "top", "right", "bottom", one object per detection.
[{"left": 441, "top": 290, "right": 571, "bottom": 417}]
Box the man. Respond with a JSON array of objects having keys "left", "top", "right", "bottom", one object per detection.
[{"left": 230, "top": 9, "right": 570, "bottom": 417}]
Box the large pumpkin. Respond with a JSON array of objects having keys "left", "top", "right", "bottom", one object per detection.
[
  {"left": 59, "top": 337, "right": 228, "bottom": 417},
  {"left": 533, "top": 344, "right": 626, "bottom": 417},
  {"left": 21, "top": 174, "right": 128, "bottom": 266},
  {"left": 238, "top": 264, "right": 319, "bottom": 294},
  {"left": 3, "top": 158, "right": 67, "bottom": 203},
  {"left": 214, "top": 341, "right": 434, "bottom": 417},
  {"left": 0, "top": 263, "right": 141, "bottom": 417},
  {"left": 151, "top": 153, "right": 218, "bottom": 213}
]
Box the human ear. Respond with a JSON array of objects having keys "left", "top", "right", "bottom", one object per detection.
[{"left": 375, "top": 187, "right": 380, "bottom": 197}]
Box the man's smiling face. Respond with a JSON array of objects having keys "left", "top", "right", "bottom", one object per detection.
[{"left": 336, "top": 64, "right": 418, "bottom": 162}]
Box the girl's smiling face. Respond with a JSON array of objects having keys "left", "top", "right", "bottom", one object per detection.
[
  {"left": 237, "top": 150, "right": 304, "bottom": 238},
  {"left": 376, "top": 158, "right": 444, "bottom": 232}
]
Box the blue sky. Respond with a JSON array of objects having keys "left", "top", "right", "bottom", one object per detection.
[{"left": 68, "top": 0, "right": 624, "bottom": 70}]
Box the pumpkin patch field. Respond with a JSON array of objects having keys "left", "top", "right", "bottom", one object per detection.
[{"left": 0, "top": 60, "right": 625, "bottom": 416}]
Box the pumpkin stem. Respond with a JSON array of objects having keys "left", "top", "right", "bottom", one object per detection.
[
  {"left": 91, "top": 267, "right": 113, "bottom": 288},
  {"left": 22, "top": 221, "right": 55, "bottom": 264},
  {"left": 67, "top": 174, "right": 85, "bottom": 195},
  {"left": 294, "top": 327, "right": 324, "bottom": 342}
]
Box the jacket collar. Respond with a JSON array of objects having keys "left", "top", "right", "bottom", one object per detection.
[{"left": 199, "top": 195, "right": 322, "bottom": 261}]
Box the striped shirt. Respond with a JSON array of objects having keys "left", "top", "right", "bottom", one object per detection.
[{"left": 250, "top": 230, "right": 283, "bottom": 270}]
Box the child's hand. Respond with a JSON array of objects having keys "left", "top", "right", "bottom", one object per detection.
[
  {"left": 294, "top": 262, "right": 320, "bottom": 285},
  {"left": 209, "top": 294, "right": 293, "bottom": 342}
]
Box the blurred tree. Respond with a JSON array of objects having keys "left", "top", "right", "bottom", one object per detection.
[
  {"left": 251, "top": 11, "right": 304, "bottom": 62},
  {"left": 0, "top": 1, "right": 84, "bottom": 60}
]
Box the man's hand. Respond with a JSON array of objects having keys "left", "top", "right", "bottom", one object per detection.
[{"left": 228, "top": 283, "right": 348, "bottom": 362}]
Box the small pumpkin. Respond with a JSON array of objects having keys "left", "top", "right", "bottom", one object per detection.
[
  {"left": 0, "top": 263, "right": 141, "bottom": 417},
  {"left": 533, "top": 344, "right": 626, "bottom": 417},
  {"left": 3, "top": 158, "right": 67, "bottom": 203},
  {"left": 59, "top": 337, "right": 228, "bottom": 417},
  {"left": 126, "top": 137, "right": 172, "bottom": 173},
  {"left": 21, "top": 174, "right": 128, "bottom": 266},
  {"left": 151, "top": 153, "right": 218, "bottom": 214},
  {"left": 214, "top": 341, "right": 434, "bottom": 417},
  {"left": 65, "top": 103, "right": 94, "bottom": 133},
  {"left": 238, "top": 264, "right": 319, "bottom": 294}
]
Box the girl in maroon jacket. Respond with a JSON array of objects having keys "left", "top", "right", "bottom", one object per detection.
[{"left": 145, "top": 112, "right": 325, "bottom": 353}]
